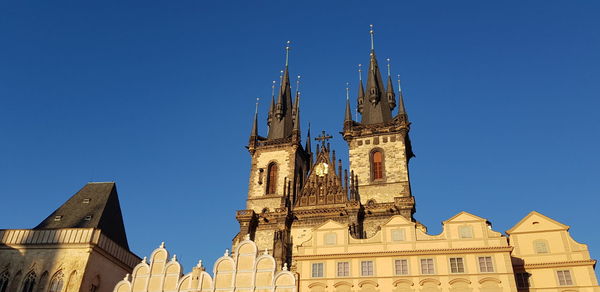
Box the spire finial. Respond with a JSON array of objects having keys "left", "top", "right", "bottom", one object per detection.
[
  {"left": 295, "top": 74, "right": 301, "bottom": 96},
  {"left": 271, "top": 80, "right": 276, "bottom": 97},
  {"left": 345, "top": 82, "right": 350, "bottom": 101},
  {"left": 386, "top": 58, "right": 391, "bottom": 77},
  {"left": 285, "top": 40, "right": 291, "bottom": 67},
  {"left": 369, "top": 24, "right": 375, "bottom": 51},
  {"left": 397, "top": 74, "right": 402, "bottom": 93},
  {"left": 358, "top": 64, "right": 363, "bottom": 81},
  {"left": 255, "top": 97, "right": 259, "bottom": 115},
  {"left": 279, "top": 70, "right": 284, "bottom": 85}
]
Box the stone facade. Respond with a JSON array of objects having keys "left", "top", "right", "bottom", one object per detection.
[{"left": 0, "top": 228, "right": 139, "bottom": 292}]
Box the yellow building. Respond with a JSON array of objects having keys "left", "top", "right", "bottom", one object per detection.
[
  {"left": 112, "top": 27, "right": 599, "bottom": 292},
  {"left": 0, "top": 182, "right": 139, "bottom": 292}
]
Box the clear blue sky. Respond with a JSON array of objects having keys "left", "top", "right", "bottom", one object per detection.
[{"left": 1, "top": 1, "right": 599, "bottom": 276}]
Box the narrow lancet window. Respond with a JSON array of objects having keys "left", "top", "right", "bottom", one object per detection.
[
  {"left": 371, "top": 150, "right": 384, "bottom": 180},
  {"left": 266, "top": 163, "right": 278, "bottom": 194}
]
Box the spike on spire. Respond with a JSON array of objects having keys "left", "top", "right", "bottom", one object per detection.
[
  {"left": 285, "top": 41, "right": 291, "bottom": 67},
  {"left": 345, "top": 83, "right": 353, "bottom": 122},
  {"left": 397, "top": 74, "right": 408, "bottom": 121},
  {"left": 386, "top": 59, "right": 396, "bottom": 110},
  {"left": 357, "top": 64, "right": 364, "bottom": 114},
  {"left": 369, "top": 24, "right": 375, "bottom": 51},
  {"left": 386, "top": 58, "right": 391, "bottom": 77},
  {"left": 250, "top": 97, "right": 259, "bottom": 137}
]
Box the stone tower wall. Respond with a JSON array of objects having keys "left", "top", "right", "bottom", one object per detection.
[
  {"left": 246, "top": 146, "right": 299, "bottom": 212},
  {"left": 347, "top": 132, "right": 410, "bottom": 204}
]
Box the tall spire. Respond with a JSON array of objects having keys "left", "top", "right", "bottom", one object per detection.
[
  {"left": 267, "top": 41, "right": 296, "bottom": 140},
  {"left": 360, "top": 24, "right": 392, "bottom": 124},
  {"left": 386, "top": 58, "right": 396, "bottom": 110}
]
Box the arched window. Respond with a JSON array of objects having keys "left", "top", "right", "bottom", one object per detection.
[
  {"left": 49, "top": 271, "right": 64, "bottom": 292},
  {"left": 371, "top": 150, "right": 384, "bottom": 180},
  {"left": 21, "top": 271, "right": 36, "bottom": 292},
  {"left": 0, "top": 270, "right": 9, "bottom": 292},
  {"left": 266, "top": 163, "right": 278, "bottom": 194}
]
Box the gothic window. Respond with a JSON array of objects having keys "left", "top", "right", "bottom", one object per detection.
[
  {"left": 49, "top": 271, "right": 64, "bottom": 292},
  {"left": 370, "top": 149, "right": 384, "bottom": 181},
  {"left": 266, "top": 163, "right": 278, "bottom": 194},
  {"left": 21, "top": 271, "right": 36, "bottom": 292},
  {"left": 0, "top": 271, "right": 9, "bottom": 292}
]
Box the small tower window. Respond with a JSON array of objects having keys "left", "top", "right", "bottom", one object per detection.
[
  {"left": 371, "top": 150, "right": 384, "bottom": 180},
  {"left": 48, "top": 271, "right": 64, "bottom": 292},
  {"left": 84, "top": 215, "right": 92, "bottom": 221},
  {"left": 21, "top": 271, "right": 36, "bottom": 292},
  {"left": 54, "top": 216, "right": 62, "bottom": 221},
  {"left": 0, "top": 270, "right": 10, "bottom": 292},
  {"left": 266, "top": 163, "right": 278, "bottom": 194}
]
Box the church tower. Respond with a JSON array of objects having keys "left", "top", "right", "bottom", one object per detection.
[
  {"left": 237, "top": 42, "right": 310, "bottom": 266},
  {"left": 342, "top": 26, "right": 416, "bottom": 236}
]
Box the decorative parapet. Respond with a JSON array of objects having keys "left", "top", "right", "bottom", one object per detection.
[
  {"left": 0, "top": 228, "right": 140, "bottom": 269},
  {"left": 113, "top": 236, "right": 297, "bottom": 292}
]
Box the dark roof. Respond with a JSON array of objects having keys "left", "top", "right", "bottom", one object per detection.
[{"left": 34, "top": 182, "right": 130, "bottom": 249}]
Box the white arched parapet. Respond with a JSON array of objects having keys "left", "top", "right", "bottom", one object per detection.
[
  {"left": 176, "top": 274, "right": 192, "bottom": 292},
  {"left": 130, "top": 260, "right": 150, "bottom": 292},
  {"left": 213, "top": 251, "right": 236, "bottom": 290},
  {"left": 113, "top": 274, "right": 132, "bottom": 292},
  {"left": 163, "top": 257, "right": 182, "bottom": 292},
  {"left": 273, "top": 269, "right": 297, "bottom": 292},
  {"left": 235, "top": 236, "right": 258, "bottom": 256}
]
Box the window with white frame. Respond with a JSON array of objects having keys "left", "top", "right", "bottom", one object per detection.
[
  {"left": 360, "top": 261, "right": 374, "bottom": 276},
  {"left": 337, "top": 262, "right": 349, "bottom": 277},
  {"left": 394, "top": 259, "right": 408, "bottom": 275},
  {"left": 533, "top": 240, "right": 549, "bottom": 254},
  {"left": 458, "top": 225, "right": 473, "bottom": 238},
  {"left": 391, "top": 229, "right": 406, "bottom": 241},
  {"left": 311, "top": 263, "right": 324, "bottom": 278},
  {"left": 420, "top": 258, "right": 435, "bottom": 274},
  {"left": 449, "top": 257, "right": 465, "bottom": 273},
  {"left": 557, "top": 270, "right": 573, "bottom": 286},
  {"left": 515, "top": 272, "right": 530, "bottom": 289},
  {"left": 324, "top": 233, "right": 337, "bottom": 245},
  {"left": 478, "top": 256, "right": 494, "bottom": 272}
]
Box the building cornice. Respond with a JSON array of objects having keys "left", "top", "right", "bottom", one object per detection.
[{"left": 295, "top": 246, "right": 513, "bottom": 259}]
